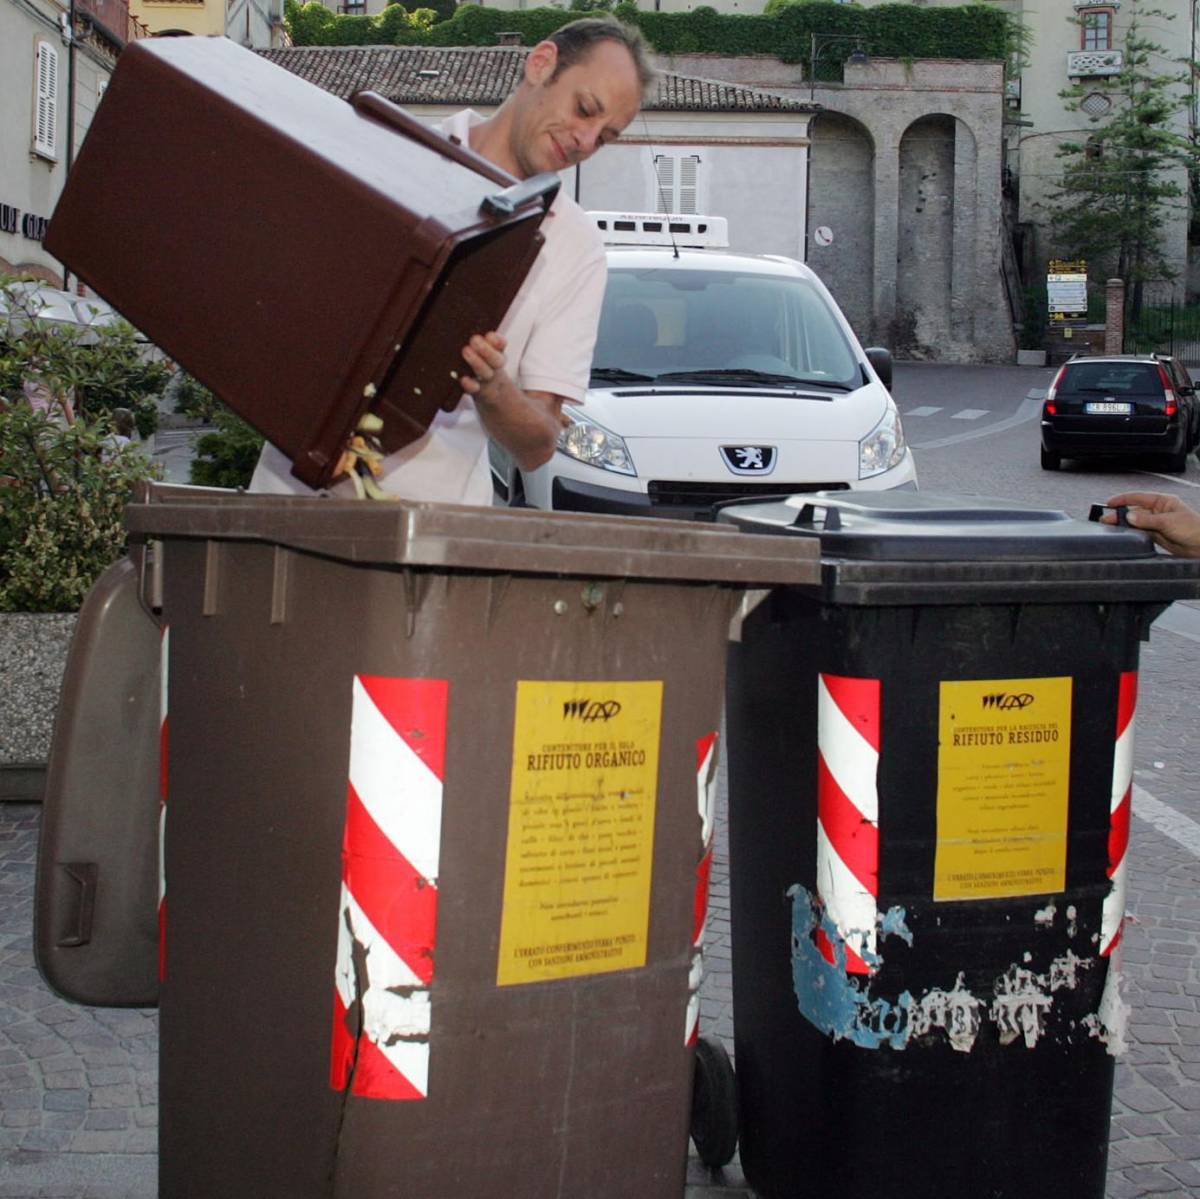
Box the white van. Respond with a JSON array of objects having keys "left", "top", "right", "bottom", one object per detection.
[{"left": 489, "top": 213, "right": 916, "bottom": 519}]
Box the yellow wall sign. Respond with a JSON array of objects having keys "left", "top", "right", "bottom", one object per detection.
[
  {"left": 934, "top": 677, "right": 1072, "bottom": 901},
  {"left": 497, "top": 680, "right": 663, "bottom": 986}
]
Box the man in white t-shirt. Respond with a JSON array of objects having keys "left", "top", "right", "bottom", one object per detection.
[{"left": 250, "top": 17, "right": 652, "bottom": 504}]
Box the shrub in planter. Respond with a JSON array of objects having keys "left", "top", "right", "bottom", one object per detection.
[{"left": 0, "top": 278, "right": 165, "bottom": 614}]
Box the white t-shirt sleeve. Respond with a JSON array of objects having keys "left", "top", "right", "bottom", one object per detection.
[{"left": 517, "top": 230, "right": 607, "bottom": 404}]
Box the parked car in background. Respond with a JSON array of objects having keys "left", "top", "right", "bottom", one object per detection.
[
  {"left": 489, "top": 214, "right": 916, "bottom": 520},
  {"left": 1040, "top": 353, "right": 1198, "bottom": 472},
  {"left": 0, "top": 280, "right": 122, "bottom": 338}
]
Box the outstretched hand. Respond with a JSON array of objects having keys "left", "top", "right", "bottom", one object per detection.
[{"left": 1103, "top": 491, "right": 1200, "bottom": 558}]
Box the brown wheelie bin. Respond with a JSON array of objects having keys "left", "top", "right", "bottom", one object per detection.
[{"left": 38, "top": 484, "right": 815, "bottom": 1197}]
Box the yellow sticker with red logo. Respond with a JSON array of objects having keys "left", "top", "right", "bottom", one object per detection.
[
  {"left": 497, "top": 680, "right": 663, "bottom": 986},
  {"left": 934, "top": 676, "right": 1072, "bottom": 901}
]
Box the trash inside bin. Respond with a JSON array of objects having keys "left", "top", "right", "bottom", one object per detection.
[
  {"left": 44, "top": 36, "right": 557, "bottom": 489},
  {"left": 718, "top": 491, "right": 1200, "bottom": 1199},
  {"left": 37, "top": 484, "right": 814, "bottom": 1198}
]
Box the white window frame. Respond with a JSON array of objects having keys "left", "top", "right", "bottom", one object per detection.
[
  {"left": 33, "top": 40, "right": 59, "bottom": 162},
  {"left": 651, "top": 153, "right": 702, "bottom": 215}
]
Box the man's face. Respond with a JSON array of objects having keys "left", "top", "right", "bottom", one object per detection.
[{"left": 508, "top": 40, "right": 643, "bottom": 179}]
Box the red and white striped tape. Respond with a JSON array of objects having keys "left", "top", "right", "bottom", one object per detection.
[
  {"left": 157, "top": 625, "right": 168, "bottom": 983},
  {"left": 687, "top": 731, "right": 718, "bottom": 1045},
  {"left": 815, "top": 674, "right": 880, "bottom": 976},
  {"left": 1101, "top": 671, "right": 1136, "bottom": 958},
  {"left": 331, "top": 676, "right": 447, "bottom": 1101}
]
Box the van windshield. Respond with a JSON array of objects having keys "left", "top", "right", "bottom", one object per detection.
[{"left": 591, "top": 268, "right": 861, "bottom": 389}]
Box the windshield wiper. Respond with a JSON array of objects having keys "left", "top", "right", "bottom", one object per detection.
[
  {"left": 590, "top": 367, "right": 657, "bottom": 383},
  {"left": 652, "top": 369, "right": 853, "bottom": 391}
]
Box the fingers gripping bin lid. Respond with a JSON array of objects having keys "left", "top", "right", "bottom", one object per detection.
[{"left": 44, "top": 37, "right": 557, "bottom": 490}]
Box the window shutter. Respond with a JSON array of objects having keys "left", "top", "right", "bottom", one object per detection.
[
  {"left": 653, "top": 154, "right": 675, "bottom": 213},
  {"left": 652, "top": 154, "right": 702, "bottom": 214},
  {"left": 678, "top": 155, "right": 700, "bottom": 214},
  {"left": 34, "top": 42, "right": 58, "bottom": 160}
]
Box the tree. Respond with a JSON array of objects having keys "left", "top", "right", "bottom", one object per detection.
[{"left": 1046, "top": 2, "right": 1198, "bottom": 315}]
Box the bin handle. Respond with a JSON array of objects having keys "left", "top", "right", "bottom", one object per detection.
[
  {"left": 792, "top": 502, "right": 842, "bottom": 531},
  {"left": 350, "top": 91, "right": 515, "bottom": 186},
  {"left": 57, "top": 862, "right": 97, "bottom": 948},
  {"left": 480, "top": 173, "right": 561, "bottom": 217},
  {"left": 1088, "top": 503, "right": 1129, "bottom": 526}
]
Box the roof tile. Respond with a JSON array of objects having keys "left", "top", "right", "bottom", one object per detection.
[{"left": 258, "top": 45, "right": 818, "bottom": 112}]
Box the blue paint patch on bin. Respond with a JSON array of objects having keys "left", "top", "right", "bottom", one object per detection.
[{"left": 788, "top": 884, "right": 913, "bottom": 1050}]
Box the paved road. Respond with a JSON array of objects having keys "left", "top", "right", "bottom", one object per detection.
[{"left": 4, "top": 361, "right": 1200, "bottom": 1197}]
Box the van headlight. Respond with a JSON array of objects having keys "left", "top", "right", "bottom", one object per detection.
[
  {"left": 859, "top": 402, "right": 907, "bottom": 479},
  {"left": 557, "top": 410, "right": 636, "bottom": 476}
]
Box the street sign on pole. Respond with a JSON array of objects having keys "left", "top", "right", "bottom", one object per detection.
[{"left": 1047, "top": 258, "right": 1087, "bottom": 324}]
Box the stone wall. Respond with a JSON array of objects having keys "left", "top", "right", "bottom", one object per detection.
[
  {"left": 0, "top": 614, "right": 76, "bottom": 800},
  {"left": 651, "top": 54, "right": 1015, "bottom": 362}
]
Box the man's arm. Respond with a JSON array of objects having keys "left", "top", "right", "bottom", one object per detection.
[{"left": 460, "top": 331, "right": 564, "bottom": 471}]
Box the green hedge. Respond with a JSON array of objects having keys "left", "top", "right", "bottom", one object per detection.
[{"left": 285, "top": 0, "right": 1011, "bottom": 68}]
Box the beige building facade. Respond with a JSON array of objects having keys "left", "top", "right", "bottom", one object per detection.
[{"left": 0, "top": 0, "right": 135, "bottom": 284}]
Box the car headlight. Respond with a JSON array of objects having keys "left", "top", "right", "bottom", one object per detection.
[
  {"left": 859, "top": 402, "right": 907, "bottom": 479},
  {"left": 557, "top": 409, "right": 636, "bottom": 476}
]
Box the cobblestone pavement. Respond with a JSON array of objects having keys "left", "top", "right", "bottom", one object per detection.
[{"left": 5, "top": 610, "right": 1200, "bottom": 1199}]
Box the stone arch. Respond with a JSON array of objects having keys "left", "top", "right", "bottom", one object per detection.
[
  {"left": 805, "top": 110, "right": 875, "bottom": 341},
  {"left": 895, "top": 113, "right": 961, "bottom": 356}
]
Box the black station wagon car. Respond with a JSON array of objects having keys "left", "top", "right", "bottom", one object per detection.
[{"left": 1040, "top": 353, "right": 1199, "bottom": 472}]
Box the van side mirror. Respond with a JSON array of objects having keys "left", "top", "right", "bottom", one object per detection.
[{"left": 864, "top": 346, "right": 893, "bottom": 391}]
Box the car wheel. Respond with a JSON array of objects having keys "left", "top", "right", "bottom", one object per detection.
[
  {"left": 1166, "top": 446, "right": 1189, "bottom": 473},
  {"left": 1040, "top": 446, "right": 1061, "bottom": 471}
]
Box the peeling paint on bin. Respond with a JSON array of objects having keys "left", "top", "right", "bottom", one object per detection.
[
  {"left": 790, "top": 884, "right": 1110, "bottom": 1054},
  {"left": 789, "top": 884, "right": 911, "bottom": 1050}
]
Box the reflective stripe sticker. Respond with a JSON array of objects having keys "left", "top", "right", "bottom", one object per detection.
[{"left": 331, "top": 676, "right": 447, "bottom": 1101}]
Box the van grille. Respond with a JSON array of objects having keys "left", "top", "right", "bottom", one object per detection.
[{"left": 647, "top": 480, "right": 849, "bottom": 509}]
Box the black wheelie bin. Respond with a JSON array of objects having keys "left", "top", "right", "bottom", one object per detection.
[{"left": 718, "top": 491, "right": 1200, "bottom": 1199}]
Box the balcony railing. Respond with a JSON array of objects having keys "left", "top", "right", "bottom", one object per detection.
[
  {"left": 1066, "top": 49, "right": 1123, "bottom": 77},
  {"left": 77, "top": 0, "right": 150, "bottom": 48}
]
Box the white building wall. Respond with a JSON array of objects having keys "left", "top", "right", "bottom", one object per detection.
[
  {"left": 1, "top": 0, "right": 118, "bottom": 284},
  {"left": 414, "top": 105, "right": 811, "bottom": 261}
]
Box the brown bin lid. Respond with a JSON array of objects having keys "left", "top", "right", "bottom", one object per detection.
[
  {"left": 125, "top": 485, "right": 819, "bottom": 585},
  {"left": 44, "top": 37, "right": 554, "bottom": 490}
]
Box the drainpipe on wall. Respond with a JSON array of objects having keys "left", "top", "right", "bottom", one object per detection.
[{"left": 61, "top": 0, "right": 77, "bottom": 291}]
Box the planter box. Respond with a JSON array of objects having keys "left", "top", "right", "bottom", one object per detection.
[
  {"left": 1016, "top": 348, "right": 1047, "bottom": 366},
  {"left": 0, "top": 614, "right": 77, "bottom": 801}
]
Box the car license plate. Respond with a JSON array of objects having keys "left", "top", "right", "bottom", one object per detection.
[{"left": 1085, "top": 400, "right": 1132, "bottom": 414}]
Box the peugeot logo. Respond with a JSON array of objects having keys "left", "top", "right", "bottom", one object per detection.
[{"left": 720, "top": 446, "right": 777, "bottom": 476}]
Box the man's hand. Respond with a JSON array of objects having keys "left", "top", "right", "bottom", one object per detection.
[
  {"left": 459, "top": 331, "right": 563, "bottom": 471},
  {"left": 459, "top": 331, "right": 508, "bottom": 402},
  {"left": 1103, "top": 491, "right": 1200, "bottom": 558}
]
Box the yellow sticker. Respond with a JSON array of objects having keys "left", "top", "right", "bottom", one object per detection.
[
  {"left": 496, "top": 680, "right": 663, "bottom": 986},
  {"left": 934, "top": 677, "right": 1072, "bottom": 901}
]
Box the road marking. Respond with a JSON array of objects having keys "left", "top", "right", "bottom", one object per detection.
[
  {"left": 905, "top": 406, "right": 943, "bottom": 417},
  {"left": 912, "top": 395, "right": 1042, "bottom": 451},
  {"left": 1134, "top": 784, "right": 1200, "bottom": 860},
  {"left": 1135, "top": 470, "right": 1200, "bottom": 490},
  {"left": 952, "top": 408, "right": 989, "bottom": 421}
]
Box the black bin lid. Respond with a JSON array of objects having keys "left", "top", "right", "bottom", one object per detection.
[
  {"left": 717, "top": 491, "right": 1153, "bottom": 562},
  {"left": 717, "top": 491, "right": 1200, "bottom": 606}
]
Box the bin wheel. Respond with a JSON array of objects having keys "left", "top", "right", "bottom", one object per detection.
[
  {"left": 1040, "top": 446, "right": 1061, "bottom": 471},
  {"left": 690, "top": 1035, "right": 738, "bottom": 1169}
]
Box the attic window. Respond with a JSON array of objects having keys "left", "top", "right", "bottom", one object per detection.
[{"left": 417, "top": 69, "right": 440, "bottom": 79}]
